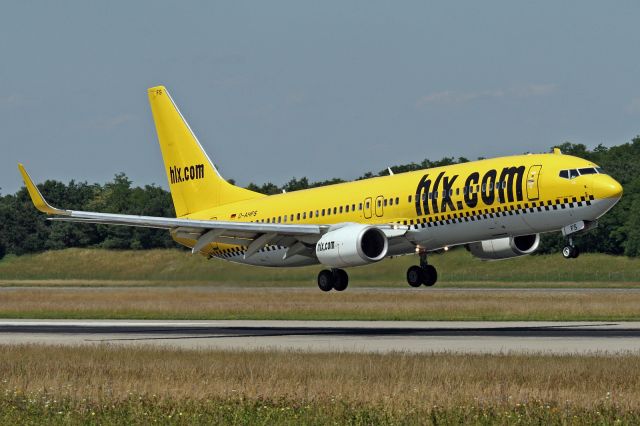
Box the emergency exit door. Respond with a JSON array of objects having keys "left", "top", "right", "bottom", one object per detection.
[{"left": 363, "top": 197, "right": 372, "bottom": 219}]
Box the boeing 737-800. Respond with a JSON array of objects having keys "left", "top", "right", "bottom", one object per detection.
[{"left": 18, "top": 86, "right": 623, "bottom": 291}]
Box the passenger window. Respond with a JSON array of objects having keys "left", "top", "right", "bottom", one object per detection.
[
  {"left": 578, "top": 167, "right": 597, "bottom": 175},
  {"left": 352, "top": 204, "right": 356, "bottom": 211},
  {"left": 327, "top": 208, "right": 331, "bottom": 216},
  {"left": 278, "top": 216, "right": 281, "bottom": 223},
  {"left": 339, "top": 206, "right": 343, "bottom": 213},
  {"left": 359, "top": 203, "right": 363, "bottom": 210},
  {"left": 456, "top": 188, "right": 460, "bottom": 196},
  {"left": 283, "top": 216, "right": 287, "bottom": 223},
  {"left": 569, "top": 169, "right": 579, "bottom": 179},
  {"left": 395, "top": 197, "right": 399, "bottom": 205},
  {"left": 297, "top": 213, "right": 301, "bottom": 220},
  {"left": 346, "top": 205, "right": 350, "bottom": 213},
  {"left": 309, "top": 211, "right": 313, "bottom": 218},
  {"left": 365, "top": 201, "right": 370, "bottom": 209},
  {"left": 316, "top": 210, "right": 319, "bottom": 217},
  {"left": 322, "top": 209, "right": 325, "bottom": 216},
  {"left": 333, "top": 207, "right": 337, "bottom": 214},
  {"left": 389, "top": 198, "right": 394, "bottom": 206},
  {"left": 290, "top": 214, "right": 294, "bottom": 221},
  {"left": 377, "top": 199, "right": 381, "bottom": 207},
  {"left": 303, "top": 212, "right": 306, "bottom": 219},
  {"left": 266, "top": 218, "right": 270, "bottom": 223}
]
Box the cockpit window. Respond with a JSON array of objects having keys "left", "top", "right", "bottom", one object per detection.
[
  {"left": 560, "top": 167, "right": 605, "bottom": 180},
  {"left": 578, "top": 167, "right": 597, "bottom": 175}
]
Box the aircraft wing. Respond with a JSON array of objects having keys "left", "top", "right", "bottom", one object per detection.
[{"left": 18, "top": 164, "right": 407, "bottom": 258}]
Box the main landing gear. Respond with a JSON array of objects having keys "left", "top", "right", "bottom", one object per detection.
[
  {"left": 562, "top": 237, "right": 580, "bottom": 259},
  {"left": 406, "top": 252, "right": 438, "bottom": 287},
  {"left": 317, "top": 268, "right": 349, "bottom": 292}
]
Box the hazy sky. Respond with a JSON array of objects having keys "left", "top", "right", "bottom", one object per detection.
[{"left": 1, "top": 1, "right": 639, "bottom": 194}]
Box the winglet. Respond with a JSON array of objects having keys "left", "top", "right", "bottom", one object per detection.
[{"left": 17, "top": 164, "right": 69, "bottom": 215}]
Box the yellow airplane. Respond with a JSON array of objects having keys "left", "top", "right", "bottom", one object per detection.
[{"left": 18, "top": 86, "right": 623, "bottom": 291}]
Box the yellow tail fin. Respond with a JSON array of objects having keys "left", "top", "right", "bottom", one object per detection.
[{"left": 148, "top": 86, "right": 263, "bottom": 217}]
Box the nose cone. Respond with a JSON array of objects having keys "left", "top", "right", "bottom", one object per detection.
[{"left": 593, "top": 175, "right": 623, "bottom": 200}]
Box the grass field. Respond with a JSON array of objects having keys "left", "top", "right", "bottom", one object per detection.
[
  {"left": 1, "top": 248, "right": 639, "bottom": 320},
  {"left": 1, "top": 287, "right": 640, "bottom": 321},
  {"left": 0, "top": 248, "right": 639, "bottom": 285},
  {"left": 1, "top": 345, "right": 639, "bottom": 424}
]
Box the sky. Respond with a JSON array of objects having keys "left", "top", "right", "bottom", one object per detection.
[{"left": 1, "top": 1, "right": 639, "bottom": 194}]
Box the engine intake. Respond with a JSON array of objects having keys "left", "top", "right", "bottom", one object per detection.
[
  {"left": 467, "top": 234, "right": 540, "bottom": 260},
  {"left": 316, "top": 224, "right": 388, "bottom": 268}
]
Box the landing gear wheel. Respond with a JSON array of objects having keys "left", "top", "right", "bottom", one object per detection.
[
  {"left": 571, "top": 246, "right": 580, "bottom": 258},
  {"left": 332, "top": 269, "right": 349, "bottom": 291},
  {"left": 422, "top": 264, "right": 438, "bottom": 287},
  {"left": 317, "top": 269, "right": 334, "bottom": 292},
  {"left": 407, "top": 266, "right": 424, "bottom": 287},
  {"left": 562, "top": 245, "right": 580, "bottom": 259}
]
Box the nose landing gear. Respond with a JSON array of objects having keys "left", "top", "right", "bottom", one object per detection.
[
  {"left": 562, "top": 239, "right": 580, "bottom": 259},
  {"left": 406, "top": 252, "right": 438, "bottom": 287},
  {"left": 562, "top": 237, "right": 580, "bottom": 259}
]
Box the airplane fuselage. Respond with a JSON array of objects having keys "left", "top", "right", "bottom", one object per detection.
[{"left": 175, "top": 151, "right": 622, "bottom": 266}]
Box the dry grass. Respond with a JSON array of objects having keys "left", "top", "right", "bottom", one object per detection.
[
  {"left": 1, "top": 287, "right": 640, "bottom": 320},
  {"left": 0, "top": 345, "right": 638, "bottom": 411},
  {"left": 0, "top": 248, "right": 639, "bottom": 284}
]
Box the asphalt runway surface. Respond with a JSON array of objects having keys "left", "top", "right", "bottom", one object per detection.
[{"left": 2, "top": 320, "right": 640, "bottom": 354}]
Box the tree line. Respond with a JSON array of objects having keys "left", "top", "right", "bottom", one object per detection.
[{"left": 1, "top": 137, "right": 638, "bottom": 259}]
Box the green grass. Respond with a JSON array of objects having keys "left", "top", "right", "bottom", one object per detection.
[
  {"left": 1, "top": 395, "right": 636, "bottom": 425},
  {"left": 0, "top": 248, "right": 638, "bottom": 285}
]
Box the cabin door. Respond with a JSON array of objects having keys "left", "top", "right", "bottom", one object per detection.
[{"left": 526, "top": 165, "right": 542, "bottom": 200}]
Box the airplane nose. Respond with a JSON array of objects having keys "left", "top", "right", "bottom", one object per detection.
[{"left": 592, "top": 175, "right": 623, "bottom": 200}]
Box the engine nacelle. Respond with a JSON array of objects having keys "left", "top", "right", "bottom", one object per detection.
[
  {"left": 316, "top": 224, "right": 388, "bottom": 268},
  {"left": 467, "top": 234, "right": 540, "bottom": 260}
]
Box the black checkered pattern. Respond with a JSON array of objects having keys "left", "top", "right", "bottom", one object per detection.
[
  {"left": 403, "top": 195, "right": 594, "bottom": 230},
  {"left": 218, "top": 245, "right": 286, "bottom": 259}
]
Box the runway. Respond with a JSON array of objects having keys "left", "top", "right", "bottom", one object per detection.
[{"left": 2, "top": 320, "right": 640, "bottom": 354}]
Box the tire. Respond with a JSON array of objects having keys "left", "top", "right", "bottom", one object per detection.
[
  {"left": 562, "top": 246, "right": 573, "bottom": 259},
  {"left": 407, "top": 265, "right": 423, "bottom": 287},
  {"left": 422, "top": 265, "right": 438, "bottom": 287},
  {"left": 317, "top": 269, "right": 334, "bottom": 292},
  {"left": 333, "top": 269, "right": 349, "bottom": 291},
  {"left": 571, "top": 246, "right": 580, "bottom": 259}
]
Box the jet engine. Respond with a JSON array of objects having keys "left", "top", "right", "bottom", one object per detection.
[
  {"left": 316, "top": 224, "right": 388, "bottom": 268},
  {"left": 467, "top": 234, "right": 540, "bottom": 260}
]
